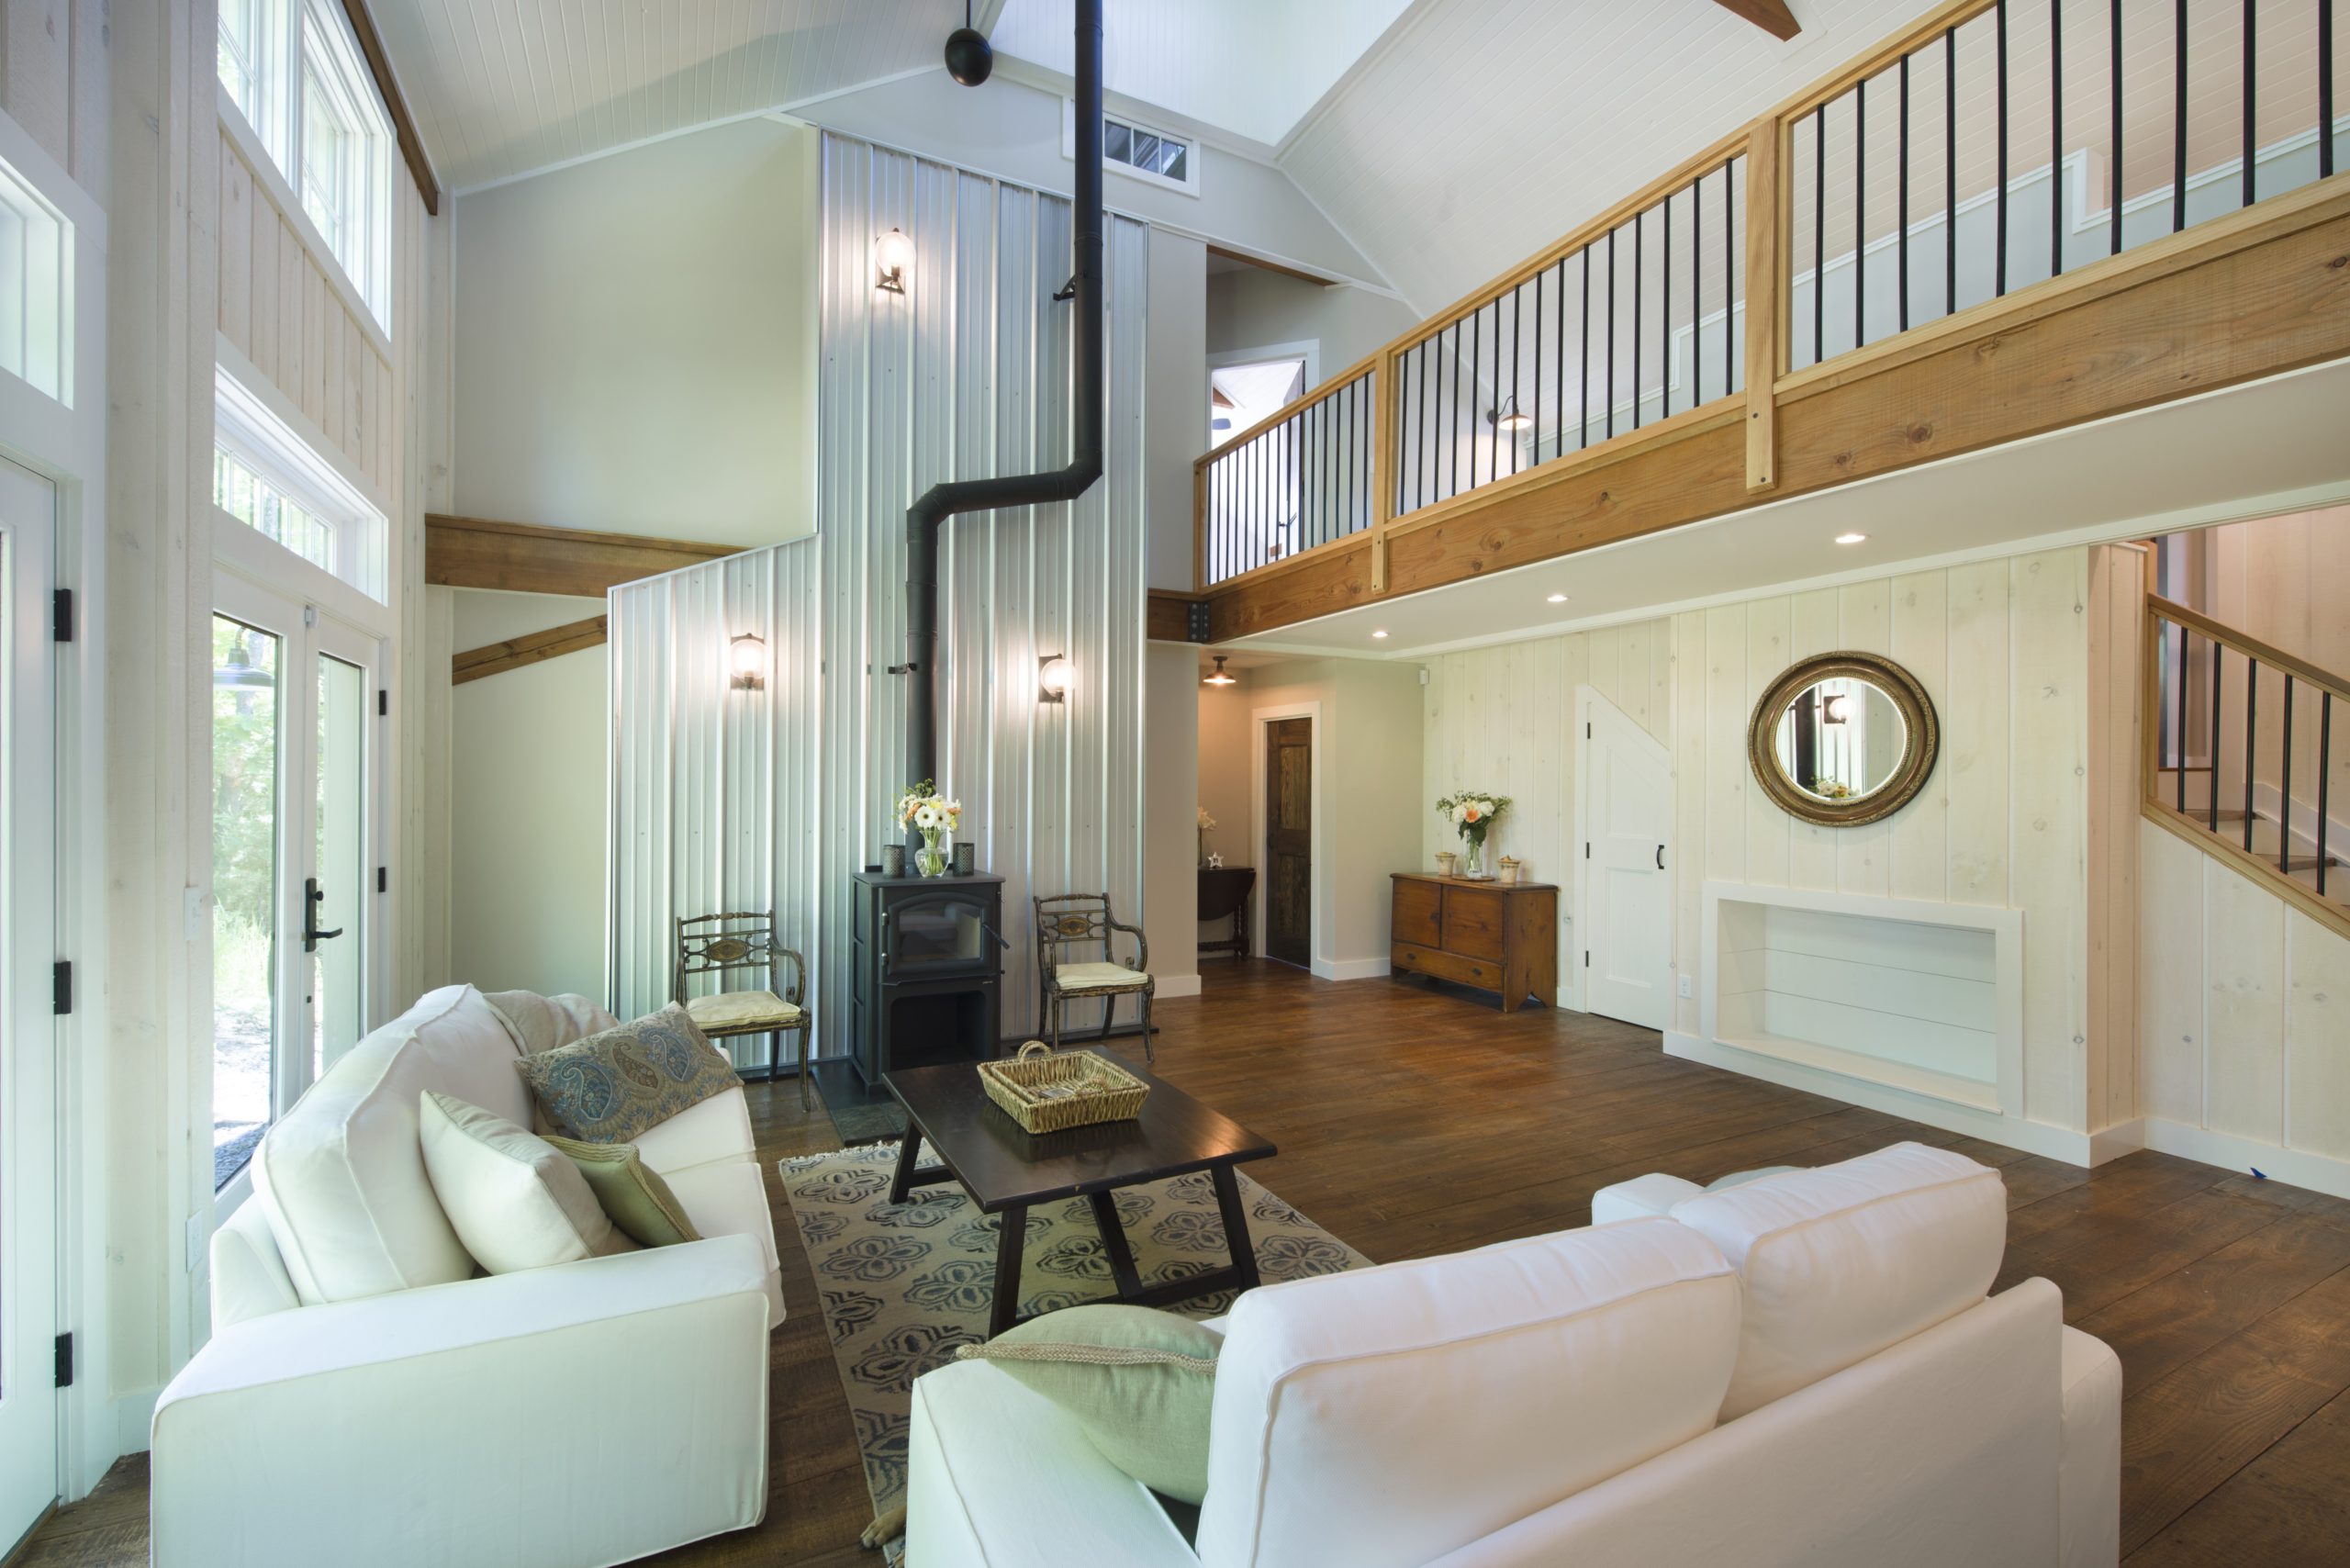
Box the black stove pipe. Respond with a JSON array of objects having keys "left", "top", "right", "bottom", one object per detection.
[{"left": 900, "top": 0, "right": 1103, "bottom": 822}]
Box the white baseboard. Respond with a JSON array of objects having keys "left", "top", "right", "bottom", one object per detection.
[
  {"left": 1313, "top": 957, "right": 1393, "bottom": 982},
  {"left": 1155, "top": 973, "right": 1202, "bottom": 1000},
  {"left": 114, "top": 1386, "right": 159, "bottom": 1456},
  {"left": 1662, "top": 1031, "right": 2120, "bottom": 1168},
  {"left": 2141, "top": 1118, "right": 2350, "bottom": 1202}
]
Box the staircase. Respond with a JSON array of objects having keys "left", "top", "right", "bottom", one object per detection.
[{"left": 2145, "top": 595, "right": 2348, "bottom": 929}]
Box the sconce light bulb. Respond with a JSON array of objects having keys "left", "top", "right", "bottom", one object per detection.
[
  {"left": 1037, "top": 654, "right": 1072, "bottom": 702},
  {"left": 729, "top": 633, "right": 767, "bottom": 689},
  {"left": 873, "top": 227, "right": 915, "bottom": 293}
]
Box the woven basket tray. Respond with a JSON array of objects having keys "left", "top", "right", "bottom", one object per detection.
[{"left": 979, "top": 1042, "right": 1150, "bottom": 1134}]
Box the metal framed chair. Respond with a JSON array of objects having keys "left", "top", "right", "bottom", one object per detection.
[
  {"left": 675, "top": 911, "right": 813, "bottom": 1108},
  {"left": 1033, "top": 892, "right": 1155, "bottom": 1063}
]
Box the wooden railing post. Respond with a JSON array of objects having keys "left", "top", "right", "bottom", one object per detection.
[
  {"left": 1743, "top": 118, "right": 1783, "bottom": 493},
  {"left": 1371, "top": 347, "right": 1399, "bottom": 593}
]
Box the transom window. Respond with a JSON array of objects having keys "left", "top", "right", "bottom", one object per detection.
[
  {"left": 1063, "top": 100, "right": 1201, "bottom": 196},
  {"left": 215, "top": 0, "right": 394, "bottom": 330},
  {"left": 214, "top": 363, "right": 389, "bottom": 601}
]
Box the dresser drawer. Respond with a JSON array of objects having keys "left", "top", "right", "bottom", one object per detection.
[
  {"left": 1440, "top": 886, "right": 1506, "bottom": 961},
  {"left": 1392, "top": 942, "right": 1500, "bottom": 990}
]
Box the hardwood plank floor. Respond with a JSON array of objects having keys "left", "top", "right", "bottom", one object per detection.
[{"left": 21, "top": 960, "right": 2350, "bottom": 1566}]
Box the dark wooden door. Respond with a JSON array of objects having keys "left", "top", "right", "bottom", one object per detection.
[{"left": 1264, "top": 717, "right": 1312, "bottom": 969}]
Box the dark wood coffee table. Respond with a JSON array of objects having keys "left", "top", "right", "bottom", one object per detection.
[{"left": 883, "top": 1054, "right": 1278, "bottom": 1336}]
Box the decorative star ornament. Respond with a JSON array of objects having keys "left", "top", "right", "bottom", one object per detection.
[{"left": 1205, "top": 852, "right": 1224, "bottom": 868}]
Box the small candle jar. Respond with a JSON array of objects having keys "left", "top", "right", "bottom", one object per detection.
[{"left": 1436, "top": 851, "right": 1459, "bottom": 877}]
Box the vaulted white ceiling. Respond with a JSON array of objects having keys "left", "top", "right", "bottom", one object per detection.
[
  {"left": 370, "top": 0, "right": 962, "bottom": 191},
  {"left": 989, "top": 0, "right": 1415, "bottom": 147}
]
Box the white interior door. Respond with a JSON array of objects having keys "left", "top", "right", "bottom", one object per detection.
[
  {"left": 1580, "top": 691, "right": 1673, "bottom": 1029},
  {"left": 0, "top": 457, "right": 60, "bottom": 1546}
]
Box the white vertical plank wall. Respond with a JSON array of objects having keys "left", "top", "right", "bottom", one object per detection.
[{"left": 610, "top": 132, "right": 1151, "bottom": 1057}]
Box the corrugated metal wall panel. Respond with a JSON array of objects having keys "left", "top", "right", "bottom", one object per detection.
[{"left": 611, "top": 130, "right": 1150, "bottom": 1064}]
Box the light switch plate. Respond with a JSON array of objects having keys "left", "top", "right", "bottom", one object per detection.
[{"left": 1677, "top": 975, "right": 1695, "bottom": 999}]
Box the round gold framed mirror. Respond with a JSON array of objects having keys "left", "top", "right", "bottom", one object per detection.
[{"left": 1746, "top": 652, "right": 1938, "bottom": 827}]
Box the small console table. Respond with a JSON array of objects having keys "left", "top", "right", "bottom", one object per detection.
[
  {"left": 1198, "top": 866, "right": 1256, "bottom": 958},
  {"left": 1390, "top": 873, "right": 1558, "bottom": 1012}
]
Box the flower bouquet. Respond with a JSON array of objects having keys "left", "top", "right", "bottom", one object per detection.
[
  {"left": 895, "top": 780, "right": 964, "bottom": 878},
  {"left": 1197, "top": 805, "right": 1217, "bottom": 867},
  {"left": 1435, "top": 790, "right": 1513, "bottom": 877}
]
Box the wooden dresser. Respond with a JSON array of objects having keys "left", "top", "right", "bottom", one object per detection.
[{"left": 1390, "top": 873, "right": 1559, "bottom": 1012}]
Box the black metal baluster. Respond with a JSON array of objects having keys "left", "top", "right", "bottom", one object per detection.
[
  {"left": 2323, "top": 0, "right": 2337, "bottom": 180},
  {"left": 1533, "top": 270, "right": 1545, "bottom": 467},
  {"left": 1633, "top": 212, "right": 1645, "bottom": 429},
  {"left": 1448, "top": 323, "right": 1461, "bottom": 498},
  {"left": 1947, "top": 27, "right": 1960, "bottom": 314},
  {"left": 2243, "top": 0, "right": 2256, "bottom": 207},
  {"left": 1554, "top": 256, "right": 1567, "bottom": 453},
  {"left": 2052, "top": 0, "right": 2065, "bottom": 282},
  {"left": 1814, "top": 104, "right": 1827, "bottom": 364},
  {"left": 1723, "top": 159, "right": 1735, "bottom": 394},
  {"left": 1997, "top": 0, "right": 2009, "bottom": 297},
  {"left": 1416, "top": 339, "right": 1430, "bottom": 510},
  {"left": 2245, "top": 656, "right": 2260, "bottom": 852},
  {"left": 1692, "top": 171, "right": 1703, "bottom": 400},
  {"left": 1606, "top": 228, "right": 1618, "bottom": 439},
  {"left": 2111, "top": 0, "right": 2124, "bottom": 255},
  {"left": 2282, "top": 675, "right": 2296, "bottom": 872},
  {"left": 1900, "top": 52, "right": 1912, "bottom": 331},
  {"left": 1856, "top": 74, "right": 1867, "bottom": 351},
  {"left": 1664, "top": 194, "right": 1675, "bottom": 416},
  {"left": 2175, "top": 0, "right": 2188, "bottom": 233},
  {"left": 1470, "top": 312, "right": 1483, "bottom": 491},
  {"left": 1580, "top": 244, "right": 1592, "bottom": 450},
  {"left": 2211, "top": 639, "right": 2224, "bottom": 831},
  {"left": 2319, "top": 693, "right": 2333, "bottom": 895},
  {"left": 1509, "top": 286, "right": 1524, "bottom": 476},
  {"left": 2177, "top": 622, "right": 2190, "bottom": 812}
]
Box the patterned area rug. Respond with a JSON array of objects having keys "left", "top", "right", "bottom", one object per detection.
[{"left": 780, "top": 1140, "right": 1369, "bottom": 1522}]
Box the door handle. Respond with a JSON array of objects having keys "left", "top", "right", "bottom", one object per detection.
[
  {"left": 304, "top": 877, "right": 344, "bottom": 953},
  {"left": 1655, "top": 845, "right": 1665, "bottom": 871}
]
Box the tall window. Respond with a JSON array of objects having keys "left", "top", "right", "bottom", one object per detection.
[
  {"left": 211, "top": 615, "right": 280, "bottom": 1185},
  {"left": 216, "top": 0, "right": 394, "bottom": 330}
]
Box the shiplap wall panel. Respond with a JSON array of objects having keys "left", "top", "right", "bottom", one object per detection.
[
  {"left": 2086, "top": 545, "right": 2143, "bottom": 1130},
  {"left": 2138, "top": 822, "right": 2207, "bottom": 1125},
  {"left": 618, "top": 132, "right": 1152, "bottom": 1057},
  {"left": 0, "top": 0, "right": 106, "bottom": 191},
  {"left": 218, "top": 118, "right": 400, "bottom": 500},
  {"left": 2287, "top": 909, "right": 2350, "bottom": 1160},
  {"left": 2202, "top": 856, "right": 2288, "bottom": 1145},
  {"left": 2009, "top": 548, "right": 2091, "bottom": 1133},
  {"left": 1889, "top": 571, "right": 1952, "bottom": 903}
]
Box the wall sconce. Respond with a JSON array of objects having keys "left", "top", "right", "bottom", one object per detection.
[
  {"left": 1487, "top": 395, "right": 1532, "bottom": 432},
  {"left": 873, "top": 227, "right": 914, "bottom": 294},
  {"left": 1820, "top": 690, "right": 1851, "bottom": 724},
  {"left": 1037, "top": 654, "right": 1071, "bottom": 704},
  {"left": 1202, "top": 655, "right": 1237, "bottom": 688},
  {"left": 729, "top": 633, "right": 767, "bottom": 691}
]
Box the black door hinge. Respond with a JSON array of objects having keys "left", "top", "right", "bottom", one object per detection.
[
  {"left": 377, "top": 689, "right": 389, "bottom": 716},
  {"left": 52, "top": 960, "right": 72, "bottom": 1015},
  {"left": 1585, "top": 722, "right": 1592, "bottom": 738},
  {"left": 54, "top": 1333, "right": 73, "bottom": 1388},
  {"left": 53, "top": 588, "right": 73, "bottom": 643},
  {"left": 376, "top": 866, "right": 387, "bottom": 894},
  {"left": 1583, "top": 950, "right": 1591, "bottom": 968}
]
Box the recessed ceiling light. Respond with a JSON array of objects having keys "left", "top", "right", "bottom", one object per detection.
[
  {"left": 1546, "top": 592, "right": 1569, "bottom": 604},
  {"left": 1371, "top": 629, "right": 1389, "bottom": 639},
  {"left": 1835, "top": 532, "right": 1868, "bottom": 544}
]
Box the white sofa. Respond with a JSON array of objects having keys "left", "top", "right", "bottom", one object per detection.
[
  {"left": 907, "top": 1142, "right": 2123, "bottom": 1568},
  {"left": 151, "top": 985, "right": 784, "bottom": 1568}
]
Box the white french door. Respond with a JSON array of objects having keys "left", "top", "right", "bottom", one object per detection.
[
  {"left": 0, "top": 458, "right": 60, "bottom": 1547},
  {"left": 211, "top": 574, "right": 379, "bottom": 1199},
  {"left": 1578, "top": 691, "right": 1673, "bottom": 1029}
]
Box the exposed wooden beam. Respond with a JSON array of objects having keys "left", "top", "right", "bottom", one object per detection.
[
  {"left": 453, "top": 616, "right": 609, "bottom": 685},
  {"left": 1146, "top": 589, "right": 1206, "bottom": 644},
  {"left": 1712, "top": 0, "right": 1802, "bottom": 40},
  {"left": 1206, "top": 243, "right": 1340, "bottom": 287},
  {"left": 426, "top": 514, "right": 743, "bottom": 598},
  {"left": 339, "top": 0, "right": 442, "bottom": 216}
]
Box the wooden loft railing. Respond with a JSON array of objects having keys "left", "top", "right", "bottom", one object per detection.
[
  {"left": 2143, "top": 592, "right": 2349, "bottom": 939},
  {"left": 1192, "top": 0, "right": 2350, "bottom": 642}
]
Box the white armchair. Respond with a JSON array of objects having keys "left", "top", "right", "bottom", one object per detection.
[{"left": 151, "top": 985, "right": 781, "bottom": 1568}]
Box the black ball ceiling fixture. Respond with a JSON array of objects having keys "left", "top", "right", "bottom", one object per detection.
[{"left": 944, "top": 0, "right": 993, "bottom": 85}]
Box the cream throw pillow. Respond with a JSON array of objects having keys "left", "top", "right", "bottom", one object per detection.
[{"left": 418, "top": 1092, "right": 639, "bottom": 1274}]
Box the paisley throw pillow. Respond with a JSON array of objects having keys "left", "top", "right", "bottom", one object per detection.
[{"left": 514, "top": 1002, "right": 744, "bottom": 1144}]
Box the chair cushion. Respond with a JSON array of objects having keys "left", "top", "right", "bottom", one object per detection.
[
  {"left": 515, "top": 1003, "right": 743, "bottom": 1144},
  {"left": 418, "top": 1093, "right": 638, "bottom": 1274},
  {"left": 1666, "top": 1141, "right": 2007, "bottom": 1419},
  {"left": 684, "top": 990, "right": 802, "bottom": 1031},
  {"left": 1055, "top": 962, "right": 1151, "bottom": 992},
  {"left": 252, "top": 985, "right": 532, "bottom": 1305},
  {"left": 1194, "top": 1218, "right": 1740, "bottom": 1568}
]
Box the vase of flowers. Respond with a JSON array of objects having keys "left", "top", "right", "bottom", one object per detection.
[
  {"left": 1197, "top": 806, "right": 1216, "bottom": 867},
  {"left": 895, "top": 780, "right": 963, "bottom": 878},
  {"left": 1435, "top": 790, "right": 1512, "bottom": 878}
]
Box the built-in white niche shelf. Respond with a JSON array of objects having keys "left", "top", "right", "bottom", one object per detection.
[{"left": 1700, "top": 881, "right": 2022, "bottom": 1115}]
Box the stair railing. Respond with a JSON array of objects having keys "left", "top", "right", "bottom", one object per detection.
[{"left": 2144, "top": 592, "right": 2345, "bottom": 925}]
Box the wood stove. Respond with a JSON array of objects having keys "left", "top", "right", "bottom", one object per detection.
[{"left": 848, "top": 869, "right": 1005, "bottom": 1086}]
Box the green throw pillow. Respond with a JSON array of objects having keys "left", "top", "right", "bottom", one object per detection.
[
  {"left": 514, "top": 1002, "right": 743, "bottom": 1144},
  {"left": 545, "top": 1137, "right": 701, "bottom": 1248},
  {"left": 954, "top": 1305, "right": 1221, "bottom": 1504}
]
